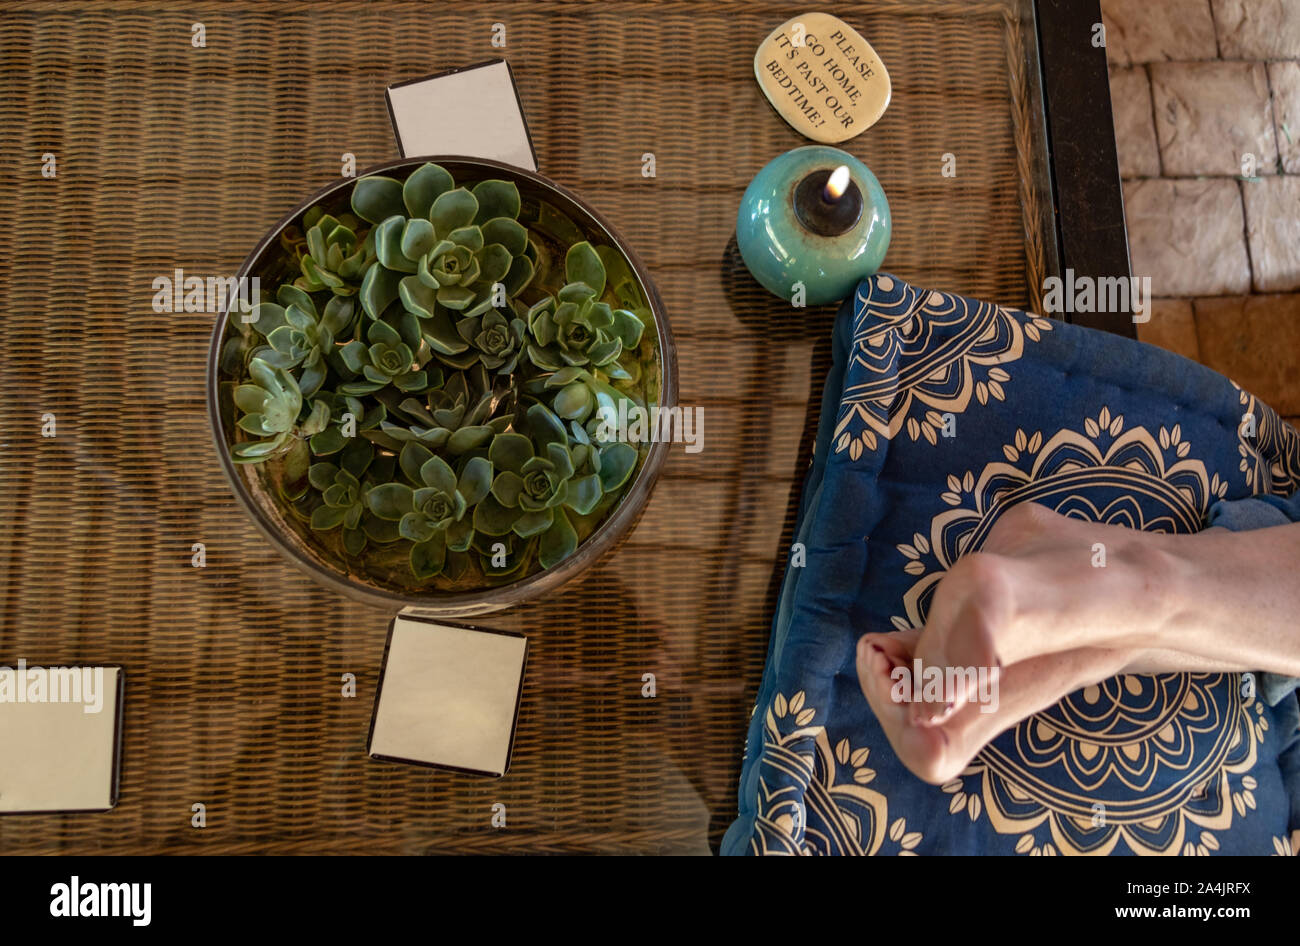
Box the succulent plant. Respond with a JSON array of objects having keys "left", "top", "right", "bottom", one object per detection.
[
  {"left": 308, "top": 462, "right": 366, "bottom": 527},
  {"left": 293, "top": 207, "right": 377, "bottom": 296},
  {"left": 225, "top": 163, "right": 653, "bottom": 586},
  {"left": 366, "top": 446, "right": 493, "bottom": 578},
  {"left": 338, "top": 317, "right": 432, "bottom": 395},
  {"left": 524, "top": 243, "right": 644, "bottom": 373},
  {"left": 232, "top": 357, "right": 328, "bottom": 463},
  {"left": 350, "top": 163, "right": 535, "bottom": 325},
  {"left": 534, "top": 365, "right": 640, "bottom": 446},
  {"left": 304, "top": 390, "right": 387, "bottom": 456},
  {"left": 530, "top": 371, "right": 641, "bottom": 491},
  {"left": 365, "top": 382, "right": 511, "bottom": 455},
  {"left": 305, "top": 438, "right": 382, "bottom": 555},
  {"left": 471, "top": 529, "right": 536, "bottom": 578},
  {"left": 253, "top": 288, "right": 357, "bottom": 398},
  {"left": 436, "top": 308, "right": 529, "bottom": 373},
  {"left": 471, "top": 405, "right": 609, "bottom": 568},
  {"left": 591, "top": 246, "right": 652, "bottom": 386}
]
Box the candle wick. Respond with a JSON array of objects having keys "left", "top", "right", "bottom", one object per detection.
[{"left": 824, "top": 164, "right": 851, "bottom": 202}]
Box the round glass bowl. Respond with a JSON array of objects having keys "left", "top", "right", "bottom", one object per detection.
[{"left": 206, "top": 157, "right": 676, "bottom": 615}]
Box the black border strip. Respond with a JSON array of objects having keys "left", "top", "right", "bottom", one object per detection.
[
  {"left": 0, "top": 664, "right": 125, "bottom": 815},
  {"left": 1035, "top": 0, "right": 1136, "bottom": 337},
  {"left": 385, "top": 58, "right": 540, "bottom": 172},
  {"left": 366, "top": 616, "right": 528, "bottom": 779}
]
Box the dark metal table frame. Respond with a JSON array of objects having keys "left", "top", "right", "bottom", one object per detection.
[{"left": 1035, "top": 0, "right": 1135, "bottom": 336}]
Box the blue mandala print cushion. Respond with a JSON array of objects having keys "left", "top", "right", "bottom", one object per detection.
[{"left": 722, "top": 274, "right": 1300, "bottom": 857}]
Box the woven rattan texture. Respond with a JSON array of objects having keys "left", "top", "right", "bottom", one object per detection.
[{"left": 0, "top": 0, "right": 1050, "bottom": 852}]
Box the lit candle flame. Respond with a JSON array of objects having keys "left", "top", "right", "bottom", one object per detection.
[{"left": 824, "top": 165, "right": 851, "bottom": 201}]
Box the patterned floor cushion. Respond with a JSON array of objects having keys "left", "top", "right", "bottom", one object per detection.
[{"left": 722, "top": 274, "right": 1300, "bottom": 856}]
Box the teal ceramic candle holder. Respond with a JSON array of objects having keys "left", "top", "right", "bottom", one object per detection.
[{"left": 736, "top": 145, "right": 890, "bottom": 306}]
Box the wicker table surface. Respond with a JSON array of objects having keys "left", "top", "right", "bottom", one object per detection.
[{"left": 0, "top": 0, "right": 1051, "bottom": 853}]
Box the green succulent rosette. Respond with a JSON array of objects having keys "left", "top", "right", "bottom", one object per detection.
[
  {"left": 365, "top": 446, "right": 494, "bottom": 578},
  {"left": 249, "top": 287, "right": 358, "bottom": 398},
  {"left": 470, "top": 403, "right": 638, "bottom": 570},
  {"left": 438, "top": 308, "right": 529, "bottom": 374},
  {"left": 305, "top": 437, "right": 379, "bottom": 556},
  {"left": 291, "top": 207, "right": 377, "bottom": 297},
  {"left": 336, "top": 315, "right": 436, "bottom": 396},
  {"left": 363, "top": 376, "right": 512, "bottom": 456},
  {"left": 524, "top": 243, "right": 644, "bottom": 375},
  {"left": 231, "top": 356, "right": 329, "bottom": 463},
  {"left": 349, "top": 163, "right": 536, "bottom": 348},
  {"left": 304, "top": 390, "right": 387, "bottom": 457}
]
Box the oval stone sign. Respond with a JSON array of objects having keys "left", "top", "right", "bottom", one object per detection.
[{"left": 754, "top": 12, "right": 891, "bottom": 143}]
